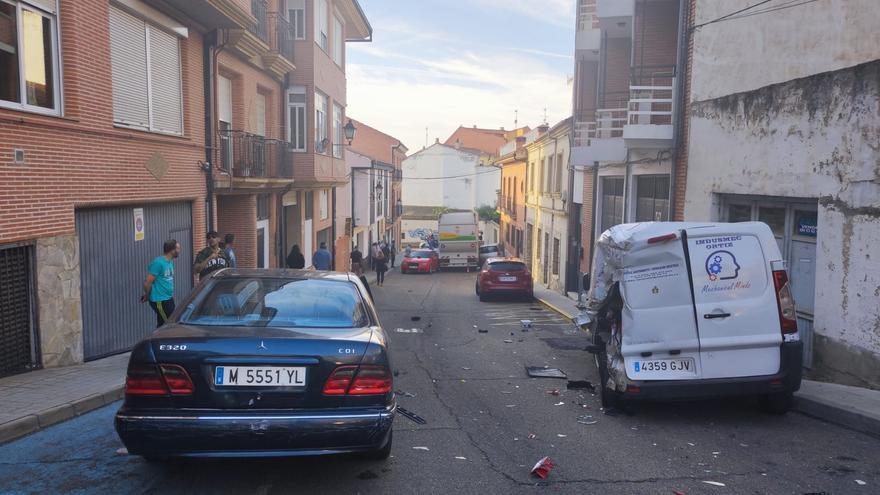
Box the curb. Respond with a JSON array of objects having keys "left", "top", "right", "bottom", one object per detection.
[
  {"left": 794, "top": 393, "right": 880, "bottom": 439},
  {"left": 536, "top": 296, "right": 576, "bottom": 320},
  {"left": 0, "top": 385, "right": 124, "bottom": 445}
]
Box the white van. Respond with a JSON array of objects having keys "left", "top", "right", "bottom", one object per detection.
[{"left": 584, "top": 222, "right": 802, "bottom": 413}]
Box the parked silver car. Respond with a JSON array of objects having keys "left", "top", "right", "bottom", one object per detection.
[{"left": 478, "top": 244, "right": 502, "bottom": 266}]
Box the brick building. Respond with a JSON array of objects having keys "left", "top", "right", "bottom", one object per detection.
[
  {"left": 0, "top": 0, "right": 214, "bottom": 374},
  {"left": 570, "top": 0, "right": 685, "bottom": 282}
]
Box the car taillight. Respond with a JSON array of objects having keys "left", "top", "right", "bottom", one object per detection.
[
  {"left": 159, "top": 364, "right": 195, "bottom": 395},
  {"left": 772, "top": 269, "right": 798, "bottom": 334},
  {"left": 323, "top": 365, "right": 391, "bottom": 396},
  {"left": 323, "top": 365, "right": 357, "bottom": 395},
  {"left": 125, "top": 365, "right": 169, "bottom": 396},
  {"left": 349, "top": 366, "right": 392, "bottom": 395}
]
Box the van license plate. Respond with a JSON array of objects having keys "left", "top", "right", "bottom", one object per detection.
[
  {"left": 632, "top": 358, "right": 696, "bottom": 376},
  {"left": 214, "top": 366, "right": 306, "bottom": 387}
]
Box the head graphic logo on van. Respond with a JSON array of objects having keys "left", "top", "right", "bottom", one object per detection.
[{"left": 706, "top": 251, "right": 741, "bottom": 281}]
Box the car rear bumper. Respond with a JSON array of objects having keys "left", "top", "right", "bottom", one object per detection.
[
  {"left": 402, "top": 264, "right": 430, "bottom": 273},
  {"left": 115, "top": 405, "right": 395, "bottom": 457},
  {"left": 621, "top": 342, "right": 803, "bottom": 401},
  {"left": 481, "top": 283, "right": 533, "bottom": 295}
]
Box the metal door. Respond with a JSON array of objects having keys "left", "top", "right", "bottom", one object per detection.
[
  {"left": 77, "top": 202, "right": 193, "bottom": 360},
  {"left": 0, "top": 245, "right": 38, "bottom": 377}
]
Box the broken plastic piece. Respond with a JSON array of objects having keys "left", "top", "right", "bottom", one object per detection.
[
  {"left": 530, "top": 456, "right": 554, "bottom": 479},
  {"left": 526, "top": 366, "right": 567, "bottom": 379},
  {"left": 412, "top": 446, "right": 430, "bottom": 451},
  {"left": 701, "top": 481, "right": 725, "bottom": 487},
  {"left": 397, "top": 407, "right": 427, "bottom": 425},
  {"left": 855, "top": 480, "right": 867, "bottom": 486},
  {"left": 546, "top": 389, "right": 560, "bottom": 396},
  {"left": 411, "top": 316, "right": 421, "bottom": 321},
  {"left": 478, "top": 328, "right": 488, "bottom": 333},
  {"left": 503, "top": 339, "right": 514, "bottom": 343},
  {"left": 527, "top": 433, "right": 537, "bottom": 439},
  {"left": 566, "top": 380, "right": 595, "bottom": 391}
]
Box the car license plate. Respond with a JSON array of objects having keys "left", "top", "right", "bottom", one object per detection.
[
  {"left": 631, "top": 358, "right": 695, "bottom": 376},
  {"left": 499, "top": 276, "right": 517, "bottom": 282},
  {"left": 214, "top": 366, "right": 306, "bottom": 387},
  {"left": 410, "top": 264, "right": 419, "bottom": 269}
]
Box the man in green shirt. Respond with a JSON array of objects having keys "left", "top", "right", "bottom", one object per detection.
[
  {"left": 194, "top": 231, "right": 231, "bottom": 280},
  {"left": 141, "top": 239, "right": 180, "bottom": 327}
]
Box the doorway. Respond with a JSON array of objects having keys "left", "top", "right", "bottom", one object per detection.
[{"left": 257, "top": 219, "right": 269, "bottom": 268}]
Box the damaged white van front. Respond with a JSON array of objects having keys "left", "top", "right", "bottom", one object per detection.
[{"left": 585, "top": 222, "right": 802, "bottom": 413}]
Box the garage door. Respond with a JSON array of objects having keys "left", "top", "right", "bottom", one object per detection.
[{"left": 77, "top": 203, "right": 193, "bottom": 360}]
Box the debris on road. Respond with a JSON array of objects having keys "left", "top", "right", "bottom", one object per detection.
[
  {"left": 546, "top": 389, "right": 560, "bottom": 396},
  {"left": 395, "top": 328, "right": 423, "bottom": 334},
  {"left": 411, "top": 316, "right": 421, "bottom": 321},
  {"left": 566, "top": 380, "right": 595, "bottom": 392},
  {"left": 701, "top": 481, "right": 726, "bottom": 487},
  {"left": 461, "top": 367, "right": 472, "bottom": 370},
  {"left": 855, "top": 480, "right": 867, "bottom": 486},
  {"left": 357, "top": 470, "right": 378, "bottom": 480},
  {"left": 504, "top": 339, "right": 514, "bottom": 343},
  {"left": 454, "top": 456, "right": 467, "bottom": 460},
  {"left": 553, "top": 402, "right": 565, "bottom": 406},
  {"left": 526, "top": 366, "right": 567, "bottom": 379},
  {"left": 395, "top": 390, "right": 417, "bottom": 398},
  {"left": 505, "top": 404, "right": 516, "bottom": 408},
  {"left": 530, "top": 457, "right": 554, "bottom": 479},
  {"left": 521, "top": 320, "right": 532, "bottom": 331},
  {"left": 556, "top": 434, "right": 567, "bottom": 438},
  {"left": 397, "top": 407, "right": 428, "bottom": 425},
  {"left": 478, "top": 328, "right": 488, "bottom": 333},
  {"left": 527, "top": 433, "right": 537, "bottom": 439},
  {"left": 412, "top": 446, "right": 430, "bottom": 451},
  {"left": 577, "top": 415, "right": 598, "bottom": 425}
]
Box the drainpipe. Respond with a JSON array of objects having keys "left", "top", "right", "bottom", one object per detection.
[
  {"left": 670, "top": 0, "right": 690, "bottom": 220},
  {"left": 202, "top": 30, "right": 218, "bottom": 230},
  {"left": 331, "top": 185, "right": 337, "bottom": 269}
]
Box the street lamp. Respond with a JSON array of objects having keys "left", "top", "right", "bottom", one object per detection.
[{"left": 343, "top": 119, "right": 357, "bottom": 145}]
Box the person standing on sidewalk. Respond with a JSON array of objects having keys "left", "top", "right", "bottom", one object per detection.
[
  {"left": 374, "top": 245, "right": 388, "bottom": 286},
  {"left": 350, "top": 245, "right": 364, "bottom": 275},
  {"left": 390, "top": 241, "right": 397, "bottom": 268},
  {"left": 312, "top": 242, "right": 332, "bottom": 271},
  {"left": 141, "top": 239, "right": 179, "bottom": 327},
  {"left": 224, "top": 233, "right": 237, "bottom": 269},
  {"left": 194, "top": 231, "right": 231, "bottom": 280}
]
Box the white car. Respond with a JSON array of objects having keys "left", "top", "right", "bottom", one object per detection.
[
  {"left": 584, "top": 222, "right": 802, "bottom": 413},
  {"left": 478, "top": 244, "right": 502, "bottom": 266}
]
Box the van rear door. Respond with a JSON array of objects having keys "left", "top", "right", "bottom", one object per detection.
[
  {"left": 685, "top": 224, "right": 782, "bottom": 379},
  {"left": 621, "top": 233, "right": 702, "bottom": 381}
]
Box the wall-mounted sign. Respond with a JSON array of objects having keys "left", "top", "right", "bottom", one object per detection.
[
  {"left": 133, "top": 208, "right": 145, "bottom": 241},
  {"left": 796, "top": 214, "right": 817, "bottom": 237}
]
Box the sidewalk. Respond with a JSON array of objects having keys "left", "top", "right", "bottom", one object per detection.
[
  {"left": 0, "top": 353, "right": 128, "bottom": 444},
  {"left": 533, "top": 289, "right": 880, "bottom": 439}
]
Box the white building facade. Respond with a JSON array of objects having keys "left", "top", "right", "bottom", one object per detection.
[
  {"left": 402, "top": 143, "right": 500, "bottom": 212},
  {"left": 683, "top": 0, "right": 880, "bottom": 387}
]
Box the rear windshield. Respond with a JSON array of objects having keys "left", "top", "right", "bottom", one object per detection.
[
  {"left": 479, "top": 246, "right": 499, "bottom": 254},
  {"left": 488, "top": 262, "right": 525, "bottom": 272},
  {"left": 407, "top": 251, "right": 433, "bottom": 259},
  {"left": 179, "top": 278, "right": 368, "bottom": 328}
]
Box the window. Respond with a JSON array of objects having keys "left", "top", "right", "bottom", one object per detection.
[
  {"left": 319, "top": 189, "right": 329, "bottom": 220},
  {"left": 218, "top": 75, "right": 233, "bottom": 170},
  {"left": 332, "top": 102, "right": 343, "bottom": 158},
  {"left": 332, "top": 16, "right": 343, "bottom": 65},
  {"left": 727, "top": 203, "right": 751, "bottom": 222},
  {"left": 600, "top": 177, "right": 624, "bottom": 233},
  {"left": 314, "top": 0, "right": 328, "bottom": 51},
  {"left": 253, "top": 92, "right": 266, "bottom": 137},
  {"left": 488, "top": 261, "right": 525, "bottom": 272},
  {"left": 315, "top": 91, "right": 328, "bottom": 153},
  {"left": 529, "top": 162, "right": 535, "bottom": 192},
  {"left": 287, "top": 0, "right": 305, "bottom": 39},
  {"left": 257, "top": 194, "right": 270, "bottom": 220},
  {"left": 109, "top": 6, "right": 183, "bottom": 134},
  {"left": 304, "top": 190, "right": 314, "bottom": 220},
  {"left": 552, "top": 238, "right": 560, "bottom": 275},
  {"left": 287, "top": 86, "right": 306, "bottom": 151},
  {"left": 540, "top": 158, "right": 547, "bottom": 193},
  {"left": 0, "top": 0, "right": 59, "bottom": 113},
  {"left": 555, "top": 152, "right": 564, "bottom": 193},
  {"left": 635, "top": 175, "right": 670, "bottom": 222}
]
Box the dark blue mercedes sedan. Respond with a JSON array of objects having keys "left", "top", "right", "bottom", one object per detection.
[{"left": 115, "top": 269, "right": 395, "bottom": 461}]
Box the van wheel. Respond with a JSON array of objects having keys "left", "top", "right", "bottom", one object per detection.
[
  {"left": 595, "top": 345, "right": 619, "bottom": 410},
  {"left": 759, "top": 392, "right": 793, "bottom": 414}
]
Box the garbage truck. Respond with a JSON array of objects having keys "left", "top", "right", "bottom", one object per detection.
[{"left": 437, "top": 212, "right": 479, "bottom": 271}]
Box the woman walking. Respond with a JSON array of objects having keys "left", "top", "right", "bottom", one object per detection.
[
  {"left": 374, "top": 245, "right": 388, "bottom": 286},
  {"left": 286, "top": 245, "right": 305, "bottom": 269}
]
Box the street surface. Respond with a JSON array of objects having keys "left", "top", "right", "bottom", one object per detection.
[{"left": 1, "top": 271, "right": 878, "bottom": 494}]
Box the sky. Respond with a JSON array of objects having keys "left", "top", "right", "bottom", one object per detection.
[{"left": 346, "top": 0, "right": 576, "bottom": 152}]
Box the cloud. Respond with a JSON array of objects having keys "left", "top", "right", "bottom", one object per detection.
[{"left": 472, "top": 0, "right": 576, "bottom": 28}]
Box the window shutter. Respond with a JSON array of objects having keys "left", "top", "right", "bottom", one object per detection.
[
  {"left": 27, "top": 0, "right": 57, "bottom": 14},
  {"left": 147, "top": 26, "right": 183, "bottom": 134},
  {"left": 109, "top": 6, "right": 149, "bottom": 129},
  {"left": 218, "top": 75, "right": 232, "bottom": 123},
  {"left": 254, "top": 93, "right": 266, "bottom": 136}
]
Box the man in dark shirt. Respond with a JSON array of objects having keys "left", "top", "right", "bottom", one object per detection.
[
  {"left": 350, "top": 246, "right": 364, "bottom": 275},
  {"left": 194, "top": 231, "right": 231, "bottom": 280}
]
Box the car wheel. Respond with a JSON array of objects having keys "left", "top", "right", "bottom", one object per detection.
[
  {"left": 361, "top": 430, "right": 393, "bottom": 460},
  {"left": 479, "top": 292, "right": 488, "bottom": 302},
  {"left": 759, "top": 392, "right": 793, "bottom": 414},
  {"left": 475, "top": 283, "right": 480, "bottom": 295}
]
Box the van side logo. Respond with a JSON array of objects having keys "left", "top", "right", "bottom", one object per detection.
[{"left": 706, "top": 250, "right": 741, "bottom": 281}]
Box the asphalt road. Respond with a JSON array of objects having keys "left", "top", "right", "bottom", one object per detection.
[{"left": 1, "top": 270, "right": 878, "bottom": 494}]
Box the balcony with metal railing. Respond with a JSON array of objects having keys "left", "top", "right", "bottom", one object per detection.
[
  {"left": 571, "top": 104, "right": 628, "bottom": 166},
  {"left": 268, "top": 12, "right": 295, "bottom": 64},
  {"left": 216, "top": 130, "right": 294, "bottom": 186},
  {"left": 624, "top": 65, "right": 676, "bottom": 149},
  {"left": 249, "top": 0, "right": 269, "bottom": 43}
]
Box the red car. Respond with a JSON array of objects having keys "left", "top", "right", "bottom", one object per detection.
[
  {"left": 401, "top": 249, "right": 440, "bottom": 274},
  {"left": 475, "top": 257, "right": 533, "bottom": 301}
]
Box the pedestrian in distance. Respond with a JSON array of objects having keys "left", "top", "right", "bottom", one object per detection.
[
  {"left": 141, "top": 239, "right": 179, "bottom": 328},
  {"left": 224, "top": 233, "right": 237, "bottom": 269},
  {"left": 390, "top": 241, "right": 397, "bottom": 268},
  {"left": 370, "top": 242, "right": 380, "bottom": 271},
  {"left": 194, "top": 231, "right": 231, "bottom": 280},
  {"left": 404, "top": 244, "right": 412, "bottom": 257},
  {"left": 313, "top": 242, "right": 332, "bottom": 270},
  {"left": 374, "top": 245, "right": 388, "bottom": 286},
  {"left": 350, "top": 245, "right": 364, "bottom": 276},
  {"left": 286, "top": 244, "right": 305, "bottom": 269}
]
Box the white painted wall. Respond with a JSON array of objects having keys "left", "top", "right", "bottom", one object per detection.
[
  {"left": 691, "top": 0, "right": 879, "bottom": 102},
  {"left": 685, "top": 1, "right": 880, "bottom": 384},
  {"left": 402, "top": 144, "right": 500, "bottom": 211}
]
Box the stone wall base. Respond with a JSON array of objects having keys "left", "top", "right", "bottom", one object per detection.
[
  {"left": 807, "top": 334, "right": 880, "bottom": 391},
  {"left": 35, "top": 234, "right": 83, "bottom": 367}
]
